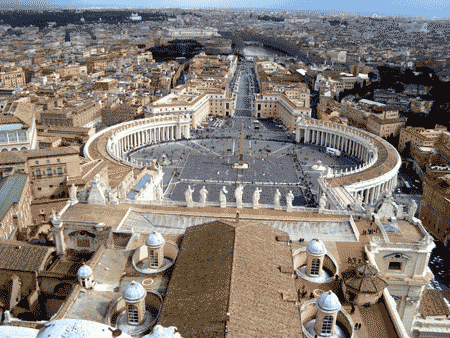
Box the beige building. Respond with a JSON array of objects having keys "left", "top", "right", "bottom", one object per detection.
[
  {"left": 398, "top": 125, "right": 447, "bottom": 153},
  {"left": 41, "top": 99, "right": 102, "bottom": 128},
  {"left": 146, "top": 86, "right": 234, "bottom": 128},
  {"left": 420, "top": 173, "right": 450, "bottom": 245},
  {"left": 0, "top": 68, "right": 26, "bottom": 88},
  {"left": 0, "top": 146, "right": 82, "bottom": 199}
]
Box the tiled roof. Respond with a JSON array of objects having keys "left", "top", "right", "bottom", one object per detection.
[
  {"left": 157, "top": 221, "right": 234, "bottom": 338},
  {"left": 342, "top": 265, "right": 387, "bottom": 293},
  {"left": 327, "top": 135, "right": 399, "bottom": 187},
  {"left": 157, "top": 220, "right": 301, "bottom": 338},
  {"left": 0, "top": 239, "right": 54, "bottom": 272},
  {"left": 419, "top": 289, "right": 450, "bottom": 318},
  {"left": 0, "top": 151, "right": 27, "bottom": 164},
  {"left": 0, "top": 173, "right": 28, "bottom": 221}
]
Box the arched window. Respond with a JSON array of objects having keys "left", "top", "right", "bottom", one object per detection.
[
  {"left": 310, "top": 258, "right": 320, "bottom": 276},
  {"left": 47, "top": 167, "right": 52, "bottom": 177},
  {"left": 1, "top": 149, "right": 7, "bottom": 152},
  {"left": 36, "top": 168, "right": 41, "bottom": 177},
  {"left": 11, "top": 148, "right": 18, "bottom": 151},
  {"left": 321, "top": 315, "right": 333, "bottom": 335},
  {"left": 149, "top": 250, "right": 159, "bottom": 268},
  {"left": 20, "top": 147, "right": 27, "bottom": 151},
  {"left": 127, "top": 304, "right": 139, "bottom": 324}
]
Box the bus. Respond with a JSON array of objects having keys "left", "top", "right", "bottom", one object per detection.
[{"left": 326, "top": 147, "right": 341, "bottom": 156}]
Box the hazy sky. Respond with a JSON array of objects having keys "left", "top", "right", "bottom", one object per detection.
[{"left": 4, "top": 0, "right": 450, "bottom": 18}]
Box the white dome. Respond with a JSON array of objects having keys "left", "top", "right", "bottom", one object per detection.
[
  {"left": 145, "top": 232, "right": 165, "bottom": 248},
  {"left": 77, "top": 263, "right": 92, "bottom": 278},
  {"left": 123, "top": 281, "right": 146, "bottom": 303},
  {"left": 36, "top": 319, "right": 132, "bottom": 338},
  {"left": 317, "top": 291, "right": 341, "bottom": 313},
  {"left": 143, "top": 325, "right": 183, "bottom": 338},
  {"left": 306, "top": 238, "right": 326, "bottom": 256},
  {"left": 0, "top": 326, "right": 39, "bottom": 338}
]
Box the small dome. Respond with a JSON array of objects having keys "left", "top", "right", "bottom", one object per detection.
[
  {"left": 36, "top": 319, "right": 132, "bottom": 338},
  {"left": 306, "top": 238, "right": 326, "bottom": 256},
  {"left": 123, "top": 281, "right": 146, "bottom": 303},
  {"left": 317, "top": 291, "right": 341, "bottom": 313},
  {"left": 143, "top": 325, "right": 183, "bottom": 338},
  {"left": 145, "top": 232, "right": 165, "bottom": 248},
  {"left": 77, "top": 263, "right": 92, "bottom": 278}
]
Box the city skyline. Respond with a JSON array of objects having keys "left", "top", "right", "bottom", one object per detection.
[{"left": 1, "top": 0, "right": 450, "bottom": 19}]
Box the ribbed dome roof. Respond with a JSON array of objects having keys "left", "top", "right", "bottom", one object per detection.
[
  {"left": 145, "top": 232, "right": 165, "bottom": 248},
  {"left": 77, "top": 263, "right": 92, "bottom": 278},
  {"left": 317, "top": 291, "right": 341, "bottom": 312},
  {"left": 143, "top": 325, "right": 183, "bottom": 338},
  {"left": 343, "top": 264, "right": 387, "bottom": 293},
  {"left": 123, "top": 281, "right": 146, "bottom": 303},
  {"left": 36, "top": 319, "right": 132, "bottom": 338},
  {"left": 306, "top": 238, "right": 326, "bottom": 256}
]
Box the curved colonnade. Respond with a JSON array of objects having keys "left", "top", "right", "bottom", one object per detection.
[
  {"left": 296, "top": 117, "right": 401, "bottom": 206},
  {"left": 84, "top": 114, "right": 191, "bottom": 168},
  {"left": 108, "top": 114, "right": 191, "bottom": 163}
]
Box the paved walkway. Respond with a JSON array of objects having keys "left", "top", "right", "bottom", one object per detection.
[{"left": 117, "top": 210, "right": 358, "bottom": 242}]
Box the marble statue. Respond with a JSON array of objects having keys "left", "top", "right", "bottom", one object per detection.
[
  {"left": 274, "top": 188, "right": 281, "bottom": 210},
  {"left": 319, "top": 193, "right": 327, "bottom": 210},
  {"left": 109, "top": 190, "right": 118, "bottom": 204},
  {"left": 235, "top": 184, "right": 244, "bottom": 209},
  {"left": 286, "top": 190, "right": 294, "bottom": 212},
  {"left": 408, "top": 199, "right": 418, "bottom": 218},
  {"left": 199, "top": 186, "right": 208, "bottom": 206},
  {"left": 253, "top": 187, "right": 262, "bottom": 209},
  {"left": 156, "top": 185, "right": 163, "bottom": 202},
  {"left": 220, "top": 186, "right": 228, "bottom": 208},
  {"left": 70, "top": 184, "right": 78, "bottom": 204},
  {"left": 185, "top": 185, "right": 194, "bottom": 207}
]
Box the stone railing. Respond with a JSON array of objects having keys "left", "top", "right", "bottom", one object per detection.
[{"left": 122, "top": 197, "right": 319, "bottom": 213}]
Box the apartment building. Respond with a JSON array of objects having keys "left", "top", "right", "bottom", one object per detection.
[
  {"left": 41, "top": 99, "right": 102, "bottom": 128},
  {"left": 398, "top": 125, "right": 447, "bottom": 153},
  {"left": 254, "top": 61, "right": 312, "bottom": 130},
  {"left": 366, "top": 106, "right": 407, "bottom": 138},
  {"left": 420, "top": 174, "right": 450, "bottom": 245},
  {"left": 0, "top": 68, "right": 26, "bottom": 88},
  {"left": 0, "top": 146, "right": 81, "bottom": 199},
  {"left": 146, "top": 85, "right": 234, "bottom": 128}
]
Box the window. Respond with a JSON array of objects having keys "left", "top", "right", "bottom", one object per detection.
[
  {"left": 36, "top": 168, "right": 41, "bottom": 177},
  {"left": 149, "top": 250, "right": 159, "bottom": 268},
  {"left": 310, "top": 258, "right": 320, "bottom": 276},
  {"left": 127, "top": 304, "right": 139, "bottom": 324},
  {"left": 388, "top": 261, "right": 402, "bottom": 270},
  {"left": 47, "top": 167, "right": 52, "bottom": 177},
  {"left": 47, "top": 160, "right": 50, "bottom": 164},
  {"left": 57, "top": 166, "right": 63, "bottom": 175},
  {"left": 321, "top": 315, "right": 333, "bottom": 335},
  {"left": 35, "top": 161, "right": 39, "bottom": 165},
  {"left": 57, "top": 159, "right": 61, "bottom": 163}
]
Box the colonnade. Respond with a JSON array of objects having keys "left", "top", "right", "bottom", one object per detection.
[
  {"left": 303, "top": 128, "right": 372, "bottom": 163},
  {"left": 112, "top": 124, "right": 190, "bottom": 158},
  {"left": 296, "top": 117, "right": 401, "bottom": 207},
  {"left": 352, "top": 174, "right": 398, "bottom": 205}
]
